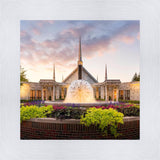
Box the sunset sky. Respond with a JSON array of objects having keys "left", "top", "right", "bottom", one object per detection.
[{"left": 20, "top": 20, "right": 140, "bottom": 83}]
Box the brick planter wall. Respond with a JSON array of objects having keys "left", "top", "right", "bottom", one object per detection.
[{"left": 21, "top": 117, "right": 139, "bottom": 139}]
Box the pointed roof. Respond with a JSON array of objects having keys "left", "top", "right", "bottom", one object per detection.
[
  {"left": 62, "top": 66, "right": 98, "bottom": 83},
  {"left": 62, "top": 37, "right": 98, "bottom": 83},
  {"left": 83, "top": 67, "right": 98, "bottom": 83}
]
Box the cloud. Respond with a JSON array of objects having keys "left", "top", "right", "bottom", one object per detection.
[
  {"left": 32, "top": 28, "right": 40, "bottom": 35},
  {"left": 20, "top": 20, "right": 139, "bottom": 80},
  {"left": 118, "top": 35, "right": 135, "bottom": 44},
  {"left": 20, "top": 30, "right": 32, "bottom": 44},
  {"left": 60, "top": 23, "right": 94, "bottom": 37},
  {"left": 36, "top": 20, "right": 54, "bottom": 27}
]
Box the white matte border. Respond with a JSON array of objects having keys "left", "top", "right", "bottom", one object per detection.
[{"left": 0, "top": 0, "right": 160, "bottom": 160}]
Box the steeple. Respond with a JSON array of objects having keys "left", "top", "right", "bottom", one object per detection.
[
  {"left": 105, "top": 64, "right": 107, "bottom": 81},
  {"left": 78, "top": 36, "right": 83, "bottom": 79},
  {"left": 53, "top": 64, "right": 55, "bottom": 81},
  {"left": 78, "top": 36, "right": 83, "bottom": 65}
]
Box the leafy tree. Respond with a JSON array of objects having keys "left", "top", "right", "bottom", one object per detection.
[
  {"left": 20, "top": 66, "right": 28, "bottom": 85},
  {"left": 137, "top": 73, "right": 140, "bottom": 81},
  {"left": 132, "top": 72, "right": 140, "bottom": 82}
]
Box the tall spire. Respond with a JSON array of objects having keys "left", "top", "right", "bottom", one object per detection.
[
  {"left": 105, "top": 64, "right": 107, "bottom": 81},
  {"left": 78, "top": 36, "right": 83, "bottom": 65},
  {"left": 53, "top": 64, "right": 55, "bottom": 81},
  {"left": 78, "top": 36, "right": 83, "bottom": 79},
  {"left": 79, "top": 36, "right": 82, "bottom": 62}
]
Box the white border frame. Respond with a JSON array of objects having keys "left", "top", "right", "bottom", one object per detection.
[{"left": 0, "top": 0, "right": 160, "bottom": 159}]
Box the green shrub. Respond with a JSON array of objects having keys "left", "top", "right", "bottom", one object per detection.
[
  {"left": 80, "top": 107, "right": 124, "bottom": 137},
  {"left": 48, "top": 107, "right": 86, "bottom": 119},
  {"left": 119, "top": 99, "right": 140, "bottom": 104},
  {"left": 20, "top": 105, "right": 53, "bottom": 123},
  {"left": 117, "top": 107, "right": 139, "bottom": 116}
]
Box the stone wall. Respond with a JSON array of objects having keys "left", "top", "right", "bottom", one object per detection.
[
  {"left": 20, "top": 82, "right": 42, "bottom": 100},
  {"left": 21, "top": 117, "right": 139, "bottom": 139},
  {"left": 20, "top": 83, "right": 30, "bottom": 100},
  {"left": 119, "top": 81, "right": 140, "bottom": 101}
]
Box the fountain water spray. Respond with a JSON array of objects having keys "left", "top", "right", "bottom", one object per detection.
[{"left": 64, "top": 80, "right": 96, "bottom": 103}]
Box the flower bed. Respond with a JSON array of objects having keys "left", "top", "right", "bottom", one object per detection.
[
  {"left": 20, "top": 102, "right": 140, "bottom": 137},
  {"left": 20, "top": 100, "right": 45, "bottom": 107},
  {"left": 20, "top": 103, "right": 140, "bottom": 122},
  {"left": 93, "top": 103, "right": 139, "bottom": 116}
]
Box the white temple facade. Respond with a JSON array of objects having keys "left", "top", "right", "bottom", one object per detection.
[{"left": 20, "top": 38, "right": 140, "bottom": 102}]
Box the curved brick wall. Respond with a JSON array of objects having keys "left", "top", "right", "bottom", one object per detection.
[{"left": 21, "top": 117, "right": 139, "bottom": 139}]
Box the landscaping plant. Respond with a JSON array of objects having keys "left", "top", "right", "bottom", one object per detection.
[
  {"left": 80, "top": 107, "right": 124, "bottom": 137},
  {"left": 48, "top": 106, "right": 86, "bottom": 119},
  {"left": 20, "top": 105, "right": 53, "bottom": 123}
]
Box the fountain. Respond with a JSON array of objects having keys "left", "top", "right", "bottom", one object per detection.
[
  {"left": 45, "top": 37, "right": 108, "bottom": 107},
  {"left": 45, "top": 79, "right": 108, "bottom": 107},
  {"left": 64, "top": 80, "right": 96, "bottom": 103}
]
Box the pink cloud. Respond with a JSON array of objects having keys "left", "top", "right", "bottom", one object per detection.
[
  {"left": 119, "top": 35, "right": 135, "bottom": 44},
  {"left": 37, "top": 20, "right": 54, "bottom": 27},
  {"left": 60, "top": 24, "right": 94, "bottom": 38},
  {"left": 41, "top": 40, "right": 61, "bottom": 48},
  {"left": 20, "top": 31, "right": 27, "bottom": 37},
  {"left": 32, "top": 28, "right": 40, "bottom": 35}
]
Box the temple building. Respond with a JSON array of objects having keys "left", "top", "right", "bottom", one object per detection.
[{"left": 20, "top": 38, "right": 140, "bottom": 102}]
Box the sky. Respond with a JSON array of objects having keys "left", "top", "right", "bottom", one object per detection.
[{"left": 20, "top": 20, "right": 140, "bottom": 83}]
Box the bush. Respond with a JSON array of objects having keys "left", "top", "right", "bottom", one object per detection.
[
  {"left": 48, "top": 106, "right": 86, "bottom": 119},
  {"left": 93, "top": 104, "right": 140, "bottom": 116},
  {"left": 20, "top": 105, "right": 53, "bottom": 123},
  {"left": 117, "top": 107, "right": 139, "bottom": 116},
  {"left": 119, "top": 99, "right": 140, "bottom": 104},
  {"left": 80, "top": 107, "right": 124, "bottom": 137}
]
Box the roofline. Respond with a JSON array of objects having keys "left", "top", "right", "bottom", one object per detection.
[
  {"left": 62, "top": 66, "right": 98, "bottom": 83},
  {"left": 82, "top": 67, "right": 98, "bottom": 83},
  {"left": 62, "top": 67, "right": 77, "bottom": 83}
]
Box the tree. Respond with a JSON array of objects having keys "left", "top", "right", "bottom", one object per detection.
[
  {"left": 137, "top": 73, "right": 140, "bottom": 81},
  {"left": 132, "top": 72, "right": 140, "bottom": 82},
  {"left": 20, "top": 66, "right": 28, "bottom": 85}
]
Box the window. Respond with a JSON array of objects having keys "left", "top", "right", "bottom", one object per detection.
[
  {"left": 30, "top": 90, "right": 35, "bottom": 100},
  {"left": 125, "top": 90, "right": 130, "bottom": 100},
  {"left": 119, "top": 90, "right": 124, "bottom": 100},
  {"left": 37, "top": 90, "right": 41, "bottom": 99}
]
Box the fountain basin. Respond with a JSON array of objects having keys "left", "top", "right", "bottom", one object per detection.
[{"left": 44, "top": 101, "right": 118, "bottom": 108}]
